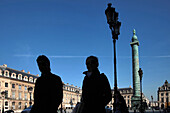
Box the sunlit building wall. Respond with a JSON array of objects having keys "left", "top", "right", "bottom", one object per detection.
[
  {"left": 158, "top": 80, "right": 170, "bottom": 109},
  {"left": 0, "top": 64, "right": 81, "bottom": 112}
]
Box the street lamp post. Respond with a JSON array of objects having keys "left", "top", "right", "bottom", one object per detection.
[
  {"left": 105, "top": 3, "right": 121, "bottom": 113},
  {"left": 70, "top": 98, "right": 73, "bottom": 109},
  {"left": 1, "top": 91, "right": 6, "bottom": 113},
  {"left": 28, "top": 87, "right": 33, "bottom": 106},
  {"left": 138, "top": 68, "right": 143, "bottom": 113},
  {"left": 151, "top": 95, "right": 154, "bottom": 113}
]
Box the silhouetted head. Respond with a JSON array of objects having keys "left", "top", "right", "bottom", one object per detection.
[
  {"left": 86, "top": 56, "right": 99, "bottom": 72},
  {"left": 36, "top": 55, "right": 51, "bottom": 74}
]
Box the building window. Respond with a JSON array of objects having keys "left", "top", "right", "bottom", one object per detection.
[
  {"left": 12, "top": 91, "right": 15, "bottom": 99},
  {"left": 25, "top": 102, "right": 27, "bottom": 108},
  {"left": 24, "top": 76, "right": 28, "bottom": 81},
  {"left": 29, "top": 77, "right": 33, "bottom": 82},
  {"left": 25, "top": 86, "right": 27, "bottom": 90},
  {"left": 5, "top": 83, "right": 8, "bottom": 87},
  {"left": 19, "top": 92, "right": 22, "bottom": 100},
  {"left": 166, "top": 93, "right": 168, "bottom": 96},
  {"left": 161, "top": 93, "right": 164, "bottom": 96},
  {"left": 24, "top": 93, "right": 27, "bottom": 100},
  {"left": 18, "top": 74, "right": 22, "bottom": 80},
  {"left": 4, "top": 70, "right": 9, "bottom": 77},
  {"left": 166, "top": 97, "right": 169, "bottom": 102},
  {"left": 11, "top": 73, "right": 16, "bottom": 78},
  {"left": 161, "top": 98, "right": 164, "bottom": 102},
  {"left": 12, "top": 102, "right": 15, "bottom": 109},
  {"left": 5, "top": 90, "right": 8, "bottom": 99},
  {"left": 5, "top": 101, "right": 8, "bottom": 106},
  {"left": 12, "top": 84, "right": 15, "bottom": 88},
  {"left": 19, "top": 85, "right": 21, "bottom": 90},
  {"left": 18, "top": 102, "right": 21, "bottom": 109},
  {"left": 34, "top": 78, "right": 37, "bottom": 83}
]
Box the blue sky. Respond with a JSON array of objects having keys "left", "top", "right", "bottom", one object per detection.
[{"left": 0, "top": 0, "right": 170, "bottom": 101}]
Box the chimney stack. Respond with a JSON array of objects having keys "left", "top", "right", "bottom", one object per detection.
[{"left": 21, "top": 70, "right": 25, "bottom": 72}]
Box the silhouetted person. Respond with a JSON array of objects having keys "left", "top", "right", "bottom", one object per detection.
[
  {"left": 30, "top": 55, "right": 63, "bottom": 113},
  {"left": 81, "top": 56, "right": 112, "bottom": 113},
  {"left": 114, "top": 91, "right": 129, "bottom": 113}
]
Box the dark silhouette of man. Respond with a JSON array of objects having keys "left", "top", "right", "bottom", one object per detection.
[
  {"left": 114, "top": 90, "right": 129, "bottom": 113},
  {"left": 82, "top": 56, "right": 112, "bottom": 113},
  {"left": 30, "top": 55, "right": 63, "bottom": 113}
]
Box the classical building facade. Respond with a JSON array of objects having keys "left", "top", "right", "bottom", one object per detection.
[
  {"left": 62, "top": 83, "right": 81, "bottom": 109},
  {"left": 107, "top": 86, "right": 149, "bottom": 109},
  {"left": 1, "top": 64, "right": 151, "bottom": 112},
  {"left": 0, "top": 64, "right": 38, "bottom": 112},
  {"left": 0, "top": 64, "right": 82, "bottom": 112},
  {"left": 157, "top": 80, "right": 170, "bottom": 109}
]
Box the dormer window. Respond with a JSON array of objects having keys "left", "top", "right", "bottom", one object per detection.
[
  {"left": 34, "top": 78, "right": 37, "bottom": 83},
  {"left": 4, "top": 70, "right": 9, "bottom": 77},
  {"left": 11, "top": 73, "right": 16, "bottom": 78},
  {"left": 29, "top": 77, "right": 33, "bottom": 82},
  {"left": 24, "top": 76, "right": 28, "bottom": 81},
  {"left": 18, "top": 74, "right": 22, "bottom": 80}
]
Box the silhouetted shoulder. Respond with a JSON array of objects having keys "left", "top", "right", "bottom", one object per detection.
[
  {"left": 51, "top": 73, "right": 62, "bottom": 80},
  {"left": 100, "top": 73, "right": 108, "bottom": 79},
  {"left": 100, "top": 73, "right": 110, "bottom": 87},
  {"left": 51, "top": 74, "right": 62, "bottom": 84}
]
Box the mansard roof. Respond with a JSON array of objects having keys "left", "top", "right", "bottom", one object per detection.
[
  {"left": 112, "top": 87, "right": 133, "bottom": 94},
  {"left": 0, "top": 64, "right": 38, "bottom": 83},
  {"left": 158, "top": 80, "right": 170, "bottom": 91},
  {"left": 6, "top": 67, "right": 38, "bottom": 78}
]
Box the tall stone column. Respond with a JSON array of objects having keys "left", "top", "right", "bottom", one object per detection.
[{"left": 130, "top": 29, "right": 141, "bottom": 109}]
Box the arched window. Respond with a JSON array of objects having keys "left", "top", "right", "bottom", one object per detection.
[
  {"left": 5, "top": 101, "right": 8, "bottom": 106},
  {"left": 25, "top": 102, "right": 27, "bottom": 108},
  {"left": 24, "top": 76, "right": 28, "bottom": 81},
  {"left": 4, "top": 70, "right": 9, "bottom": 77},
  {"left": 11, "top": 73, "right": 16, "bottom": 78},
  {"left": 18, "top": 102, "right": 22, "bottom": 109},
  {"left": 12, "top": 102, "right": 15, "bottom": 109},
  {"left": 18, "top": 74, "right": 22, "bottom": 80},
  {"left": 29, "top": 77, "right": 33, "bottom": 82}
]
